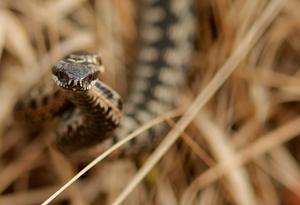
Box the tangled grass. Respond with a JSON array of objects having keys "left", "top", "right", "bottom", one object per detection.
[{"left": 1, "top": 0, "right": 300, "bottom": 204}]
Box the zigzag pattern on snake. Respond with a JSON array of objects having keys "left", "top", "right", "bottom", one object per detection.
[{"left": 14, "top": 0, "right": 196, "bottom": 155}]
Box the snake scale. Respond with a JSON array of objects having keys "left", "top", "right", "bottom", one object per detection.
[{"left": 15, "top": 0, "right": 196, "bottom": 155}]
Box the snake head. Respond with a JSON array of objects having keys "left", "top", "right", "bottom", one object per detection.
[{"left": 52, "top": 53, "right": 104, "bottom": 91}]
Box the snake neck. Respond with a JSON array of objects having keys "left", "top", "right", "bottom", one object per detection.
[
  {"left": 68, "top": 80, "right": 122, "bottom": 125},
  {"left": 56, "top": 80, "right": 122, "bottom": 153}
]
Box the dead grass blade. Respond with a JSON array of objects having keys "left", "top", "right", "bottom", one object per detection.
[
  {"left": 4, "top": 11, "right": 36, "bottom": 66},
  {"left": 0, "top": 138, "right": 45, "bottom": 193},
  {"left": 49, "top": 147, "right": 86, "bottom": 205},
  {"left": 195, "top": 110, "right": 258, "bottom": 205},
  {"left": 112, "top": 0, "right": 286, "bottom": 204},
  {"left": 181, "top": 116, "right": 300, "bottom": 204},
  {"left": 0, "top": 169, "right": 107, "bottom": 205},
  {"left": 256, "top": 147, "right": 300, "bottom": 196},
  {"left": 45, "top": 0, "right": 88, "bottom": 18},
  {"left": 41, "top": 108, "right": 184, "bottom": 205},
  {"left": 0, "top": 11, "right": 7, "bottom": 62}
]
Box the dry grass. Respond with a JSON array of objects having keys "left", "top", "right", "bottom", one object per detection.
[{"left": 1, "top": 0, "right": 300, "bottom": 205}]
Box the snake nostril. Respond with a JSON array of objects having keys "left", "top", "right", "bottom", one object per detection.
[{"left": 58, "top": 71, "right": 69, "bottom": 82}]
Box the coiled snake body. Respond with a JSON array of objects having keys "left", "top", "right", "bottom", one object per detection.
[{"left": 15, "top": 0, "right": 195, "bottom": 154}]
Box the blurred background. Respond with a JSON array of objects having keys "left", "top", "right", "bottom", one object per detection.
[{"left": 1, "top": 0, "right": 300, "bottom": 204}]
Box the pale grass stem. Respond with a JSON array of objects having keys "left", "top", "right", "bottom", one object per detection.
[{"left": 41, "top": 108, "right": 184, "bottom": 205}]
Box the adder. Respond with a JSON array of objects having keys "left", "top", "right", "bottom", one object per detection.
[{"left": 15, "top": 0, "right": 196, "bottom": 155}]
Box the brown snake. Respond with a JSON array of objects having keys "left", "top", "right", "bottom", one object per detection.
[
  {"left": 51, "top": 53, "right": 123, "bottom": 153},
  {"left": 15, "top": 0, "right": 196, "bottom": 154}
]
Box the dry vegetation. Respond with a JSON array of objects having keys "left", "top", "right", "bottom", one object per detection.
[{"left": 1, "top": 0, "right": 300, "bottom": 204}]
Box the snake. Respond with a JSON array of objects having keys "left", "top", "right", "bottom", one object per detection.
[{"left": 14, "top": 0, "right": 196, "bottom": 154}]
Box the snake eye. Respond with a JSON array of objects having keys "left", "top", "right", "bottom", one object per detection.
[{"left": 76, "top": 56, "right": 85, "bottom": 62}]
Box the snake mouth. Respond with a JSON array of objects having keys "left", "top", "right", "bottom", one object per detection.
[{"left": 52, "top": 74, "right": 97, "bottom": 91}]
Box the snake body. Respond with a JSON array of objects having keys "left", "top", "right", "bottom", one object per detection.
[
  {"left": 51, "top": 53, "right": 122, "bottom": 152},
  {"left": 15, "top": 0, "right": 195, "bottom": 154},
  {"left": 111, "top": 0, "right": 195, "bottom": 153}
]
